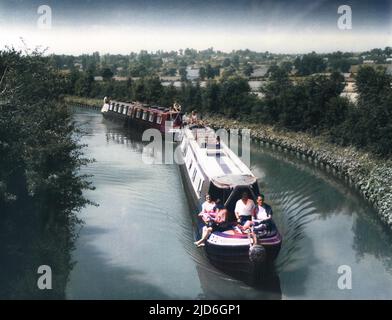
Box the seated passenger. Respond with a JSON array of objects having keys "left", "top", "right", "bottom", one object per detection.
[
  {"left": 235, "top": 192, "right": 255, "bottom": 226},
  {"left": 194, "top": 207, "right": 230, "bottom": 247},
  {"left": 190, "top": 110, "right": 198, "bottom": 124},
  {"left": 213, "top": 198, "right": 224, "bottom": 212},
  {"left": 242, "top": 194, "right": 273, "bottom": 241},
  {"left": 198, "top": 194, "right": 216, "bottom": 223},
  {"left": 216, "top": 136, "right": 221, "bottom": 150}
]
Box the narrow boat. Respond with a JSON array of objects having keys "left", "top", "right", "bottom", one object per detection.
[
  {"left": 101, "top": 97, "right": 281, "bottom": 279},
  {"left": 178, "top": 125, "right": 282, "bottom": 273},
  {"left": 101, "top": 98, "right": 183, "bottom": 134}
]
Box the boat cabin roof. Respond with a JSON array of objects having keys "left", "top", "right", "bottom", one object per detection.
[
  {"left": 183, "top": 126, "right": 255, "bottom": 188},
  {"left": 110, "top": 100, "right": 179, "bottom": 115},
  {"left": 211, "top": 174, "right": 256, "bottom": 188}
]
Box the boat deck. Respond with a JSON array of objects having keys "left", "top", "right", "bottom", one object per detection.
[{"left": 184, "top": 127, "right": 253, "bottom": 180}]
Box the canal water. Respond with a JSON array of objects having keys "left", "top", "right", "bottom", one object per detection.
[{"left": 66, "top": 109, "right": 392, "bottom": 299}]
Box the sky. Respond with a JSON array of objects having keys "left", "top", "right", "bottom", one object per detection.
[{"left": 0, "top": 0, "right": 391, "bottom": 54}]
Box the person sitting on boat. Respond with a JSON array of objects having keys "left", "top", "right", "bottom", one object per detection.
[
  {"left": 235, "top": 192, "right": 256, "bottom": 226},
  {"left": 242, "top": 194, "right": 273, "bottom": 233},
  {"left": 216, "top": 136, "right": 221, "bottom": 149},
  {"left": 213, "top": 198, "right": 224, "bottom": 212},
  {"left": 198, "top": 194, "right": 216, "bottom": 223},
  {"left": 194, "top": 206, "right": 230, "bottom": 247},
  {"left": 190, "top": 110, "right": 198, "bottom": 124},
  {"left": 172, "top": 102, "right": 181, "bottom": 112}
]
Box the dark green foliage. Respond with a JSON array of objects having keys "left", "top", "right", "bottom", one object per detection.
[
  {"left": 179, "top": 67, "right": 187, "bottom": 81},
  {"left": 101, "top": 67, "right": 114, "bottom": 81},
  {"left": 294, "top": 52, "right": 327, "bottom": 76},
  {"left": 243, "top": 63, "right": 254, "bottom": 77},
  {"left": 0, "top": 49, "right": 94, "bottom": 298},
  {"left": 337, "top": 66, "right": 392, "bottom": 156},
  {"left": 74, "top": 71, "right": 94, "bottom": 97},
  {"left": 206, "top": 64, "right": 220, "bottom": 79},
  {"left": 199, "top": 67, "right": 206, "bottom": 80}
]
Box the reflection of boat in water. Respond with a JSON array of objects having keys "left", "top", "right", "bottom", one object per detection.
[
  {"left": 178, "top": 125, "right": 282, "bottom": 281},
  {"left": 195, "top": 263, "right": 282, "bottom": 299}
]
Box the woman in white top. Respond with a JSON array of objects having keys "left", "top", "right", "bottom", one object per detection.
[
  {"left": 194, "top": 194, "right": 216, "bottom": 247},
  {"left": 198, "top": 194, "right": 216, "bottom": 223}
]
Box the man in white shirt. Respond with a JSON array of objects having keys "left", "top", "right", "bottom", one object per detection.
[
  {"left": 235, "top": 192, "right": 255, "bottom": 226},
  {"left": 242, "top": 194, "right": 274, "bottom": 237}
]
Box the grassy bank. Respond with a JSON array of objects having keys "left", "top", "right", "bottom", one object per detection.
[{"left": 64, "top": 95, "right": 102, "bottom": 107}]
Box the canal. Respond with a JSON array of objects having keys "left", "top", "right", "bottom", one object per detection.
[{"left": 66, "top": 109, "right": 392, "bottom": 299}]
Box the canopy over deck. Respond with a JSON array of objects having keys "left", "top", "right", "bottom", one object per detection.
[{"left": 210, "top": 174, "right": 257, "bottom": 189}]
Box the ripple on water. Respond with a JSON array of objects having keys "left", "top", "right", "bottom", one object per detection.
[{"left": 68, "top": 110, "right": 392, "bottom": 299}]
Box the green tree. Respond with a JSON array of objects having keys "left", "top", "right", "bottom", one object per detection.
[
  {"left": 145, "top": 77, "right": 164, "bottom": 104},
  {"left": 179, "top": 67, "right": 187, "bottom": 81},
  {"left": 101, "top": 67, "right": 114, "bottom": 81},
  {"left": 74, "top": 70, "right": 94, "bottom": 97},
  {"left": 294, "top": 53, "right": 327, "bottom": 76},
  {"left": 0, "top": 49, "right": 93, "bottom": 297},
  {"left": 232, "top": 55, "right": 240, "bottom": 69},
  {"left": 199, "top": 67, "right": 206, "bottom": 80},
  {"left": 243, "top": 63, "right": 254, "bottom": 77},
  {"left": 222, "top": 58, "right": 231, "bottom": 67}
]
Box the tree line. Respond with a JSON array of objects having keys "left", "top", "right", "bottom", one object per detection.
[
  {"left": 0, "top": 49, "right": 93, "bottom": 298},
  {"left": 66, "top": 62, "right": 392, "bottom": 157}
]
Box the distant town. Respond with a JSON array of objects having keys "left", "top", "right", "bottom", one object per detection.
[{"left": 53, "top": 47, "right": 392, "bottom": 103}]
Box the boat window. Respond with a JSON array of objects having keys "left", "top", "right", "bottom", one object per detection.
[
  {"left": 156, "top": 115, "right": 162, "bottom": 124},
  {"left": 149, "top": 113, "right": 154, "bottom": 122},
  {"left": 127, "top": 106, "right": 133, "bottom": 116},
  {"left": 192, "top": 168, "right": 197, "bottom": 182},
  {"left": 119, "top": 105, "right": 123, "bottom": 113},
  {"left": 188, "top": 159, "right": 193, "bottom": 170},
  {"left": 123, "top": 106, "right": 128, "bottom": 115},
  {"left": 136, "top": 110, "right": 141, "bottom": 118},
  {"left": 197, "top": 179, "right": 203, "bottom": 193},
  {"left": 142, "top": 111, "right": 148, "bottom": 120}
]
